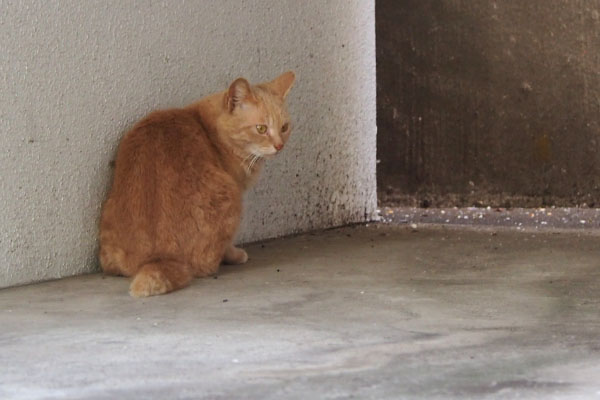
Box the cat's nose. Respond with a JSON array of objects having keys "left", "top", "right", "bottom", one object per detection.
[{"left": 274, "top": 143, "right": 284, "bottom": 151}]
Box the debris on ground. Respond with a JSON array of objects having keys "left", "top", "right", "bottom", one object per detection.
[{"left": 378, "top": 206, "right": 600, "bottom": 231}]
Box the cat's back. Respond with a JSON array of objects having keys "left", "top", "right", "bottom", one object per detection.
[
  {"left": 118, "top": 107, "right": 211, "bottom": 160},
  {"left": 112, "top": 107, "right": 222, "bottom": 184},
  {"left": 100, "top": 106, "right": 240, "bottom": 278}
]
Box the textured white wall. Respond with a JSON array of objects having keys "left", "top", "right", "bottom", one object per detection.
[{"left": 0, "top": 0, "right": 376, "bottom": 288}]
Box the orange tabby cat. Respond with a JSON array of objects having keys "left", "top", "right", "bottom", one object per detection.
[{"left": 99, "top": 71, "right": 295, "bottom": 297}]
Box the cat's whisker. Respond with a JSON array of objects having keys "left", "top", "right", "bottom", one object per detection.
[
  {"left": 241, "top": 153, "right": 254, "bottom": 175},
  {"left": 249, "top": 154, "right": 262, "bottom": 171},
  {"left": 247, "top": 154, "right": 256, "bottom": 171}
]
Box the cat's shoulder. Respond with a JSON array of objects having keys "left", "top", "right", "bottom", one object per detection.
[
  {"left": 121, "top": 108, "right": 204, "bottom": 146},
  {"left": 134, "top": 107, "right": 200, "bottom": 130}
]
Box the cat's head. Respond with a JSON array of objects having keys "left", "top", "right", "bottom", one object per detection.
[{"left": 218, "top": 71, "right": 295, "bottom": 158}]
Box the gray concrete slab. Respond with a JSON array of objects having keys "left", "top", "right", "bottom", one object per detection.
[{"left": 1, "top": 224, "right": 600, "bottom": 399}]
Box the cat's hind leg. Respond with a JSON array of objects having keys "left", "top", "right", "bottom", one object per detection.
[
  {"left": 99, "top": 244, "right": 128, "bottom": 276},
  {"left": 222, "top": 244, "right": 248, "bottom": 265},
  {"left": 129, "top": 259, "right": 194, "bottom": 297}
]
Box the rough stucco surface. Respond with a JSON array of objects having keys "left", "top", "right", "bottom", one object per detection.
[{"left": 0, "top": 0, "right": 376, "bottom": 288}]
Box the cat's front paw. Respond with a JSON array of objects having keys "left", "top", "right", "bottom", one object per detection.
[{"left": 223, "top": 246, "right": 248, "bottom": 265}]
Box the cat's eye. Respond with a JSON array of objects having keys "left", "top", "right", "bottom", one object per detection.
[
  {"left": 281, "top": 123, "right": 289, "bottom": 133},
  {"left": 256, "top": 125, "right": 268, "bottom": 134}
]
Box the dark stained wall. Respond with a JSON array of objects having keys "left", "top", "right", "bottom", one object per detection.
[{"left": 377, "top": 0, "right": 600, "bottom": 207}]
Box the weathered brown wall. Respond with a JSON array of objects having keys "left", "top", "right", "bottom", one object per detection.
[{"left": 377, "top": 0, "right": 600, "bottom": 207}]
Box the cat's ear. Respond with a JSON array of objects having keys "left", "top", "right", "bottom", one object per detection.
[
  {"left": 266, "top": 71, "right": 296, "bottom": 99},
  {"left": 226, "top": 78, "right": 254, "bottom": 112}
]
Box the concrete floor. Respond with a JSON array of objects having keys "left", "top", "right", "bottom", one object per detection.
[{"left": 2, "top": 223, "right": 600, "bottom": 399}]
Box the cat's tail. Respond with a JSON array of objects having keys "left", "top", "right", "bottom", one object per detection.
[{"left": 129, "top": 259, "right": 194, "bottom": 298}]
